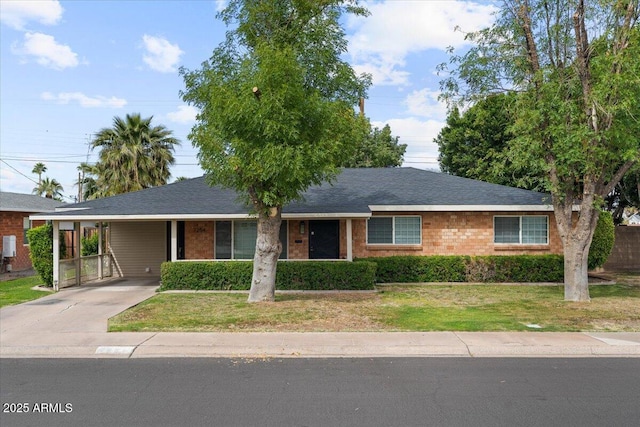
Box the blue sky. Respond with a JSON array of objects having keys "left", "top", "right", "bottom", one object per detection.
[{"left": 0, "top": 0, "right": 496, "bottom": 201}]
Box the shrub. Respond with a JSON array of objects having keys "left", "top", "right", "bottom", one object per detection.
[
  {"left": 27, "top": 224, "right": 54, "bottom": 287},
  {"left": 358, "top": 255, "right": 564, "bottom": 283},
  {"left": 275, "top": 261, "right": 376, "bottom": 290},
  {"left": 588, "top": 211, "right": 615, "bottom": 270},
  {"left": 160, "top": 262, "right": 252, "bottom": 291},
  {"left": 357, "top": 256, "right": 468, "bottom": 283},
  {"left": 81, "top": 233, "right": 100, "bottom": 256},
  {"left": 465, "top": 255, "right": 564, "bottom": 282},
  {"left": 159, "top": 261, "right": 377, "bottom": 291}
]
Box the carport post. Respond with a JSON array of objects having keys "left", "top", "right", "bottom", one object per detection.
[
  {"left": 75, "top": 222, "right": 81, "bottom": 286},
  {"left": 170, "top": 220, "right": 178, "bottom": 262},
  {"left": 98, "top": 222, "right": 103, "bottom": 279},
  {"left": 346, "top": 219, "right": 353, "bottom": 261},
  {"left": 53, "top": 220, "right": 60, "bottom": 291}
]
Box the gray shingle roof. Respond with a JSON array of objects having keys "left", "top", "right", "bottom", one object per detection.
[
  {"left": 33, "top": 168, "right": 552, "bottom": 219},
  {"left": 0, "top": 192, "right": 64, "bottom": 213}
]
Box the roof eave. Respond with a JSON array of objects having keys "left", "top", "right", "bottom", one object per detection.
[{"left": 368, "top": 204, "right": 565, "bottom": 212}]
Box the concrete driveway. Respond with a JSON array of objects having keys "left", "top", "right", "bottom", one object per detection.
[{"left": 0, "top": 278, "right": 159, "bottom": 356}]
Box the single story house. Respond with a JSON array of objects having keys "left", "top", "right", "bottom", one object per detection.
[
  {"left": 32, "top": 168, "right": 564, "bottom": 289},
  {"left": 1, "top": 192, "right": 63, "bottom": 272}
]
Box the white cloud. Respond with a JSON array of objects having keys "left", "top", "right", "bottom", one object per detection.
[
  {"left": 404, "top": 88, "right": 448, "bottom": 121},
  {"left": 215, "top": 1, "right": 227, "bottom": 13},
  {"left": 11, "top": 32, "right": 78, "bottom": 70},
  {"left": 142, "top": 34, "right": 184, "bottom": 73},
  {"left": 372, "top": 117, "right": 444, "bottom": 170},
  {"left": 166, "top": 105, "right": 198, "bottom": 124},
  {"left": 0, "top": 0, "right": 63, "bottom": 30},
  {"left": 41, "top": 92, "right": 127, "bottom": 108},
  {"left": 353, "top": 59, "right": 411, "bottom": 87},
  {"left": 348, "top": 1, "right": 497, "bottom": 86}
]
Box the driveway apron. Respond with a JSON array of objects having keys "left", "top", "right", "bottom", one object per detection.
[{"left": 0, "top": 278, "right": 158, "bottom": 355}]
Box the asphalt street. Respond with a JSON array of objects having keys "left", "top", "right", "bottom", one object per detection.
[{"left": 1, "top": 358, "right": 639, "bottom": 427}]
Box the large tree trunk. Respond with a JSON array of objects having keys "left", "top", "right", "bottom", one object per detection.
[
  {"left": 553, "top": 193, "right": 599, "bottom": 302},
  {"left": 563, "top": 236, "right": 592, "bottom": 302},
  {"left": 248, "top": 207, "right": 282, "bottom": 303}
]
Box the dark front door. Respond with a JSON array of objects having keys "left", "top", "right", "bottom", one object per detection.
[{"left": 309, "top": 220, "right": 339, "bottom": 259}]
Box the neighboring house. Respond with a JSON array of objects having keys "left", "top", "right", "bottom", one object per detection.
[
  {"left": 626, "top": 213, "right": 640, "bottom": 226},
  {"left": 1, "top": 192, "right": 63, "bottom": 272},
  {"left": 32, "top": 168, "right": 565, "bottom": 286}
]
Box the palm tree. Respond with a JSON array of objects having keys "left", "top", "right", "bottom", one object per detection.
[
  {"left": 32, "top": 162, "right": 47, "bottom": 185},
  {"left": 90, "top": 113, "right": 180, "bottom": 197},
  {"left": 33, "top": 177, "right": 64, "bottom": 200},
  {"left": 77, "top": 162, "right": 100, "bottom": 200}
]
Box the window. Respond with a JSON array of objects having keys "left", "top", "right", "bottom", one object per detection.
[
  {"left": 215, "top": 221, "right": 232, "bottom": 259},
  {"left": 23, "top": 217, "right": 32, "bottom": 245},
  {"left": 215, "top": 220, "right": 288, "bottom": 259},
  {"left": 494, "top": 216, "right": 548, "bottom": 244},
  {"left": 367, "top": 216, "right": 421, "bottom": 245}
]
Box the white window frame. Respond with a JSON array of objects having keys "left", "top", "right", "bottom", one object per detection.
[
  {"left": 23, "top": 217, "right": 32, "bottom": 246},
  {"left": 366, "top": 215, "right": 422, "bottom": 245},
  {"left": 493, "top": 215, "right": 549, "bottom": 245}
]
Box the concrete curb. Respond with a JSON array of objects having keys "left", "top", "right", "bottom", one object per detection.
[{"left": 2, "top": 332, "right": 639, "bottom": 359}]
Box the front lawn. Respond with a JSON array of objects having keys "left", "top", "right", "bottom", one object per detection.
[
  {"left": 0, "top": 276, "right": 51, "bottom": 308},
  {"left": 109, "top": 281, "right": 640, "bottom": 332}
]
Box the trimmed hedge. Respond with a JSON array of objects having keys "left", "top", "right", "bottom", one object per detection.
[
  {"left": 27, "top": 224, "right": 54, "bottom": 287},
  {"left": 159, "top": 261, "right": 377, "bottom": 291},
  {"left": 357, "top": 255, "right": 468, "bottom": 283},
  {"left": 356, "top": 254, "right": 564, "bottom": 283},
  {"left": 464, "top": 255, "right": 564, "bottom": 282}
]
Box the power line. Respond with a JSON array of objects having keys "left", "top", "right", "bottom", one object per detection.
[{"left": 0, "top": 159, "right": 39, "bottom": 185}]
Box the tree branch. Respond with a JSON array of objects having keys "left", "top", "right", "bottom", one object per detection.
[{"left": 601, "top": 158, "right": 638, "bottom": 197}]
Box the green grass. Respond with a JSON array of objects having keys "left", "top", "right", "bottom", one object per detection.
[
  {"left": 0, "top": 276, "right": 51, "bottom": 308},
  {"left": 109, "top": 282, "right": 640, "bottom": 332}
]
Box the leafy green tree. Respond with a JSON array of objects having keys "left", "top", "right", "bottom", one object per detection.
[
  {"left": 32, "top": 177, "right": 64, "bottom": 200},
  {"left": 88, "top": 113, "right": 180, "bottom": 197},
  {"left": 436, "top": 93, "right": 545, "bottom": 191},
  {"left": 440, "top": 0, "right": 640, "bottom": 301},
  {"left": 32, "top": 162, "right": 47, "bottom": 185},
  {"left": 181, "top": 0, "right": 371, "bottom": 302},
  {"left": 434, "top": 94, "right": 544, "bottom": 190},
  {"left": 342, "top": 123, "right": 406, "bottom": 168}
]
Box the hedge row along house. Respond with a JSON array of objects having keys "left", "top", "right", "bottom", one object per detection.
[{"left": 31, "top": 168, "right": 567, "bottom": 289}]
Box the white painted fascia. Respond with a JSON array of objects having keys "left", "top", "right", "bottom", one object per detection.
[
  {"left": 31, "top": 212, "right": 371, "bottom": 221},
  {"left": 281, "top": 212, "right": 370, "bottom": 219},
  {"left": 368, "top": 205, "right": 557, "bottom": 212}
]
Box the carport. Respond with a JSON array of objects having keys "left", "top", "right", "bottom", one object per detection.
[
  {"left": 30, "top": 213, "right": 183, "bottom": 290},
  {"left": 52, "top": 220, "right": 115, "bottom": 290}
]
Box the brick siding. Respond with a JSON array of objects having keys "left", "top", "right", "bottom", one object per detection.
[
  {"left": 0, "top": 211, "right": 46, "bottom": 271},
  {"left": 180, "top": 212, "right": 563, "bottom": 261},
  {"left": 184, "top": 221, "right": 215, "bottom": 259}
]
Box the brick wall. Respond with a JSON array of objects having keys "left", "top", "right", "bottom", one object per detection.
[
  {"left": 0, "top": 211, "right": 46, "bottom": 271},
  {"left": 602, "top": 226, "right": 640, "bottom": 272},
  {"left": 180, "top": 213, "right": 564, "bottom": 261},
  {"left": 288, "top": 220, "right": 308, "bottom": 259},
  {"left": 184, "top": 221, "right": 215, "bottom": 259},
  {"left": 352, "top": 211, "right": 563, "bottom": 258}
]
